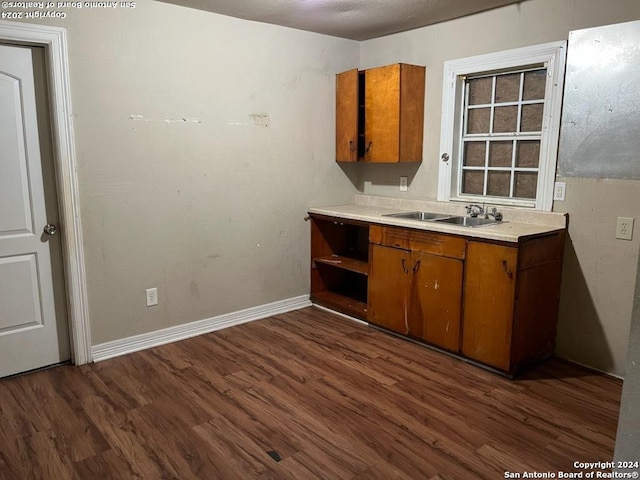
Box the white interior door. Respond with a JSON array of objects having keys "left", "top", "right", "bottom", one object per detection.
[{"left": 0, "top": 43, "right": 70, "bottom": 377}]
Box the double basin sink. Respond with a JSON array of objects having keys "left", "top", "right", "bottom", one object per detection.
[{"left": 383, "top": 211, "right": 502, "bottom": 227}]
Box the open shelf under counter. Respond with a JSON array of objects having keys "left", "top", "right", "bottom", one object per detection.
[
  {"left": 311, "top": 290, "right": 368, "bottom": 320},
  {"left": 310, "top": 213, "right": 370, "bottom": 321},
  {"left": 312, "top": 255, "right": 368, "bottom": 276}
]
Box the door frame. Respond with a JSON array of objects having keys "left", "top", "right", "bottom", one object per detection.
[{"left": 0, "top": 21, "right": 92, "bottom": 365}]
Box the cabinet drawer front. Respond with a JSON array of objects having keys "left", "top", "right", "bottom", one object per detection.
[
  {"left": 370, "top": 225, "right": 465, "bottom": 259},
  {"left": 518, "top": 231, "right": 565, "bottom": 270},
  {"left": 409, "top": 230, "right": 465, "bottom": 259},
  {"left": 369, "top": 224, "right": 410, "bottom": 249}
]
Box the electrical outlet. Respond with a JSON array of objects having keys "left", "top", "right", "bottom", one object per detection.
[
  {"left": 553, "top": 182, "right": 566, "bottom": 201},
  {"left": 616, "top": 217, "right": 634, "bottom": 241},
  {"left": 400, "top": 176, "right": 408, "bottom": 192},
  {"left": 146, "top": 287, "right": 158, "bottom": 307}
]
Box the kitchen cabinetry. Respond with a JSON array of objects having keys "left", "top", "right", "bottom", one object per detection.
[
  {"left": 309, "top": 214, "right": 369, "bottom": 320},
  {"left": 462, "top": 233, "right": 565, "bottom": 372},
  {"left": 368, "top": 225, "right": 465, "bottom": 352},
  {"left": 336, "top": 63, "right": 425, "bottom": 163},
  {"left": 308, "top": 210, "right": 565, "bottom": 375}
]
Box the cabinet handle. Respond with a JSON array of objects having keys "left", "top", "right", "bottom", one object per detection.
[
  {"left": 349, "top": 140, "right": 356, "bottom": 152},
  {"left": 412, "top": 260, "right": 421, "bottom": 273},
  {"left": 365, "top": 141, "right": 373, "bottom": 154},
  {"left": 502, "top": 260, "right": 513, "bottom": 279},
  {"left": 401, "top": 258, "right": 409, "bottom": 274}
]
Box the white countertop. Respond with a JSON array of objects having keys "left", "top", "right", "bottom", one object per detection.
[{"left": 308, "top": 195, "right": 567, "bottom": 243}]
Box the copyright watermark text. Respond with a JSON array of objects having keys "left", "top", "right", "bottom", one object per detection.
[{"left": 505, "top": 460, "right": 639, "bottom": 479}]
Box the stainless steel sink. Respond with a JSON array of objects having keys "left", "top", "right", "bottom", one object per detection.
[
  {"left": 383, "top": 211, "right": 453, "bottom": 221},
  {"left": 383, "top": 211, "right": 503, "bottom": 227},
  {"left": 433, "top": 216, "right": 501, "bottom": 227}
]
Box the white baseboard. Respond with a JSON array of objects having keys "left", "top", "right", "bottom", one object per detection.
[
  {"left": 556, "top": 356, "right": 624, "bottom": 380},
  {"left": 91, "top": 295, "right": 311, "bottom": 362}
]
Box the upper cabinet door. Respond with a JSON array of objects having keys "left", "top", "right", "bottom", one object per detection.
[
  {"left": 399, "top": 64, "right": 426, "bottom": 163},
  {"left": 335, "top": 68, "right": 359, "bottom": 162},
  {"left": 364, "top": 64, "right": 401, "bottom": 163}
]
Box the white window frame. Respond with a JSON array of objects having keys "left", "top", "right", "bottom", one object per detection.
[{"left": 437, "top": 41, "right": 567, "bottom": 211}]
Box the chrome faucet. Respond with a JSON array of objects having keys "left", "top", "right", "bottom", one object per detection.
[{"left": 466, "top": 204, "right": 485, "bottom": 217}]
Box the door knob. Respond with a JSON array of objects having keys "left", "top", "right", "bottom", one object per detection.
[{"left": 43, "top": 224, "right": 57, "bottom": 235}]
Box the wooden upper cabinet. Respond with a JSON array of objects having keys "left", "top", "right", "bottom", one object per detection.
[
  {"left": 365, "top": 65, "right": 401, "bottom": 163},
  {"left": 335, "top": 69, "right": 359, "bottom": 162},
  {"left": 336, "top": 63, "right": 425, "bottom": 163}
]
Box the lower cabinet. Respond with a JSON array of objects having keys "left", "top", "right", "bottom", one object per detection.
[
  {"left": 412, "top": 250, "right": 463, "bottom": 352},
  {"left": 368, "top": 245, "right": 412, "bottom": 334},
  {"left": 309, "top": 214, "right": 565, "bottom": 375},
  {"left": 462, "top": 235, "right": 565, "bottom": 373},
  {"left": 462, "top": 242, "right": 518, "bottom": 370},
  {"left": 368, "top": 226, "right": 464, "bottom": 352}
]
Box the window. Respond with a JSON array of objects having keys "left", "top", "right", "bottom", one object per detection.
[{"left": 438, "top": 42, "right": 566, "bottom": 210}]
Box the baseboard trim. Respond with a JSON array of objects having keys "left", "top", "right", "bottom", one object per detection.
[
  {"left": 91, "top": 295, "right": 311, "bottom": 362},
  {"left": 554, "top": 356, "right": 624, "bottom": 380}
]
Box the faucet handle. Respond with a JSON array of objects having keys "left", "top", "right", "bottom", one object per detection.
[
  {"left": 489, "top": 207, "right": 503, "bottom": 221},
  {"left": 466, "top": 204, "right": 484, "bottom": 217},
  {"left": 465, "top": 205, "right": 475, "bottom": 217}
]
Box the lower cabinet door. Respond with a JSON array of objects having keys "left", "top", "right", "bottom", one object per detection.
[
  {"left": 410, "top": 251, "right": 463, "bottom": 352},
  {"left": 462, "top": 241, "right": 518, "bottom": 371},
  {"left": 368, "top": 244, "right": 411, "bottom": 334}
]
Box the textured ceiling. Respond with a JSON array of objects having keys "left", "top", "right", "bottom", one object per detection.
[{"left": 156, "top": 0, "right": 526, "bottom": 41}]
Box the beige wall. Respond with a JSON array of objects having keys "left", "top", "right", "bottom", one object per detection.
[
  {"left": 18, "top": 1, "right": 359, "bottom": 344},
  {"left": 554, "top": 179, "right": 640, "bottom": 376},
  {"left": 356, "top": 0, "right": 640, "bottom": 376}
]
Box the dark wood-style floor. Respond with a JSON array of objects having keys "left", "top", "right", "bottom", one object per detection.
[{"left": 0, "top": 307, "right": 622, "bottom": 480}]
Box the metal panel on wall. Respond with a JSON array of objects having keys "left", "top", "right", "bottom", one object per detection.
[{"left": 558, "top": 20, "right": 640, "bottom": 178}]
